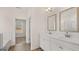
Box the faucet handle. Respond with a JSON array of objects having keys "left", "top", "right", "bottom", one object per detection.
[
  {"left": 48, "top": 31, "right": 52, "bottom": 34},
  {"left": 65, "top": 32, "right": 70, "bottom": 38},
  {"left": 66, "top": 32, "right": 68, "bottom": 34}
]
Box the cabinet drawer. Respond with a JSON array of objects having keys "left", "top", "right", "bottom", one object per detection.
[
  {"left": 50, "top": 39, "right": 71, "bottom": 51},
  {"left": 61, "top": 41, "right": 79, "bottom": 51},
  {"left": 55, "top": 39, "right": 79, "bottom": 51},
  {"left": 58, "top": 43, "right": 72, "bottom": 51}
]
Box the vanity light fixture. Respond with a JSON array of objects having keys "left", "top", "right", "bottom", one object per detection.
[
  {"left": 45, "top": 7, "right": 53, "bottom": 12},
  {"left": 45, "top": 7, "right": 57, "bottom": 12}
]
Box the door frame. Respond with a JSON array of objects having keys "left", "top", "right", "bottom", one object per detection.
[
  {"left": 15, "top": 19, "right": 26, "bottom": 44},
  {"left": 12, "top": 17, "right": 31, "bottom": 48}
]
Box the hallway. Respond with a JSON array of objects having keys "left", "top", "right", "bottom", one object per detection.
[{"left": 9, "top": 37, "right": 30, "bottom": 51}]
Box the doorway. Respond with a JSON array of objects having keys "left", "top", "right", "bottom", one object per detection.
[
  {"left": 14, "top": 19, "right": 30, "bottom": 51},
  {"left": 9, "top": 19, "right": 31, "bottom": 51},
  {"left": 16, "top": 19, "right": 26, "bottom": 44}
]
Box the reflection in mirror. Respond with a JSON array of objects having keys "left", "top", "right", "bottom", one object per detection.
[
  {"left": 59, "top": 8, "right": 78, "bottom": 32},
  {"left": 47, "top": 14, "right": 57, "bottom": 32}
]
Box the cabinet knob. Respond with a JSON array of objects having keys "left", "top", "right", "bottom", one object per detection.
[{"left": 59, "top": 46, "right": 63, "bottom": 49}]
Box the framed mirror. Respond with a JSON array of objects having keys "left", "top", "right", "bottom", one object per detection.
[
  {"left": 47, "top": 14, "right": 57, "bottom": 31},
  {"left": 59, "top": 8, "right": 77, "bottom": 32}
]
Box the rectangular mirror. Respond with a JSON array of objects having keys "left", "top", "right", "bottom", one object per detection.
[
  {"left": 47, "top": 14, "right": 57, "bottom": 31},
  {"left": 59, "top": 8, "right": 78, "bottom": 32}
]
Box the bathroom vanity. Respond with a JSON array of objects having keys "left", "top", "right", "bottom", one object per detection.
[
  {"left": 40, "top": 32, "right": 79, "bottom": 51},
  {"left": 40, "top": 7, "right": 79, "bottom": 51}
]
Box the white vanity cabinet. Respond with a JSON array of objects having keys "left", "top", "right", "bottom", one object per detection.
[
  {"left": 40, "top": 33, "right": 79, "bottom": 51},
  {"left": 40, "top": 35, "right": 50, "bottom": 51}
]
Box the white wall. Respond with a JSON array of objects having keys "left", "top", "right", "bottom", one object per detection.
[
  {"left": 0, "top": 7, "right": 30, "bottom": 48},
  {"left": 0, "top": 7, "right": 56, "bottom": 50},
  {"left": 28, "top": 7, "right": 72, "bottom": 50},
  {"left": 26, "top": 8, "right": 47, "bottom": 50},
  {"left": 0, "top": 7, "right": 14, "bottom": 48},
  {"left": 11, "top": 8, "right": 30, "bottom": 45},
  {"left": 0, "top": 7, "right": 72, "bottom": 50}
]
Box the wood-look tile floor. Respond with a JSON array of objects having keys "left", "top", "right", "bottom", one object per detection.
[
  {"left": 9, "top": 37, "right": 30, "bottom": 51},
  {"left": 9, "top": 37, "right": 43, "bottom": 51}
]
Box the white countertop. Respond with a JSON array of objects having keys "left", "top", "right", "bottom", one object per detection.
[{"left": 40, "top": 32, "right": 79, "bottom": 45}]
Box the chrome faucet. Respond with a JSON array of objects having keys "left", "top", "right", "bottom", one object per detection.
[
  {"left": 48, "top": 31, "right": 52, "bottom": 34},
  {"left": 65, "top": 32, "right": 70, "bottom": 38}
]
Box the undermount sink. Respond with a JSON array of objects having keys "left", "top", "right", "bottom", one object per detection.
[{"left": 65, "top": 34, "right": 70, "bottom": 38}]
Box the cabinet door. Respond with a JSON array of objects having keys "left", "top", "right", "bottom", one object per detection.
[
  {"left": 40, "top": 37, "right": 50, "bottom": 51},
  {"left": 50, "top": 39, "right": 61, "bottom": 51},
  {"left": 50, "top": 39, "right": 71, "bottom": 51}
]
